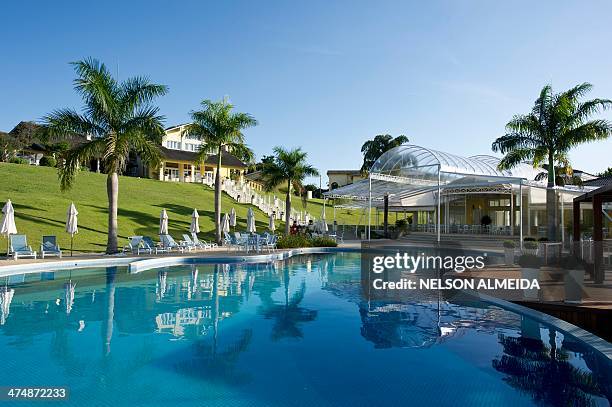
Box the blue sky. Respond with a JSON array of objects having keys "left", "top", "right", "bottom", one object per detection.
[{"left": 1, "top": 1, "right": 611, "bottom": 184}]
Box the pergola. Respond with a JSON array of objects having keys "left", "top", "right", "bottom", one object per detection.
[
  {"left": 573, "top": 183, "right": 612, "bottom": 283},
  {"left": 325, "top": 144, "right": 593, "bottom": 244}
]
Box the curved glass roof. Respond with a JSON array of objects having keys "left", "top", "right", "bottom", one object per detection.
[{"left": 370, "top": 144, "right": 539, "bottom": 181}]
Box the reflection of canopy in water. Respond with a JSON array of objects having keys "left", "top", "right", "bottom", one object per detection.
[{"left": 359, "top": 300, "right": 520, "bottom": 349}]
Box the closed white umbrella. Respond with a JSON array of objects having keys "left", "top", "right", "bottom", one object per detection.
[
  {"left": 246, "top": 208, "right": 256, "bottom": 233},
  {"left": 159, "top": 209, "right": 169, "bottom": 235},
  {"left": 0, "top": 286, "right": 14, "bottom": 325},
  {"left": 320, "top": 207, "right": 328, "bottom": 233},
  {"left": 190, "top": 209, "right": 200, "bottom": 234},
  {"left": 66, "top": 202, "right": 78, "bottom": 256},
  {"left": 268, "top": 213, "right": 276, "bottom": 232},
  {"left": 229, "top": 207, "right": 237, "bottom": 228},
  {"left": 64, "top": 281, "right": 76, "bottom": 314},
  {"left": 1, "top": 200, "right": 17, "bottom": 256},
  {"left": 221, "top": 213, "right": 230, "bottom": 235}
]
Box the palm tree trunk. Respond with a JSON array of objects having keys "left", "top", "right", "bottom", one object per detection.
[
  {"left": 215, "top": 146, "right": 223, "bottom": 245},
  {"left": 285, "top": 179, "right": 291, "bottom": 234},
  {"left": 106, "top": 172, "right": 119, "bottom": 254},
  {"left": 546, "top": 154, "right": 557, "bottom": 241}
]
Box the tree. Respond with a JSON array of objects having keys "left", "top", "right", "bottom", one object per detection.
[
  {"left": 187, "top": 98, "right": 257, "bottom": 244},
  {"left": 43, "top": 58, "right": 168, "bottom": 253},
  {"left": 360, "top": 134, "right": 408, "bottom": 174},
  {"left": 492, "top": 83, "right": 612, "bottom": 241},
  {"left": 597, "top": 167, "right": 612, "bottom": 177},
  {"left": 261, "top": 147, "right": 319, "bottom": 234},
  {"left": 535, "top": 165, "right": 583, "bottom": 186}
]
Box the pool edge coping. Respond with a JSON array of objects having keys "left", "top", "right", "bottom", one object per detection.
[{"left": 468, "top": 291, "right": 612, "bottom": 361}]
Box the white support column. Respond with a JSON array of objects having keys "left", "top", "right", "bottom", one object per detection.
[
  {"left": 519, "top": 182, "right": 523, "bottom": 249},
  {"left": 510, "top": 187, "right": 514, "bottom": 236},
  {"left": 560, "top": 191, "right": 565, "bottom": 244},
  {"left": 368, "top": 174, "right": 372, "bottom": 241},
  {"left": 437, "top": 165, "right": 441, "bottom": 243}
]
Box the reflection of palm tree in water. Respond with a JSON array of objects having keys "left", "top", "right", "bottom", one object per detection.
[
  {"left": 492, "top": 331, "right": 606, "bottom": 406},
  {"left": 169, "top": 265, "right": 253, "bottom": 385},
  {"left": 102, "top": 267, "right": 117, "bottom": 357},
  {"left": 259, "top": 268, "right": 317, "bottom": 341}
]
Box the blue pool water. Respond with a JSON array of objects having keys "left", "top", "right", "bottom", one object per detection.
[{"left": 0, "top": 252, "right": 610, "bottom": 406}]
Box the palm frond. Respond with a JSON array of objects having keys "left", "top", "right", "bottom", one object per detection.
[
  {"left": 57, "top": 138, "right": 106, "bottom": 190},
  {"left": 42, "top": 108, "right": 105, "bottom": 140}
]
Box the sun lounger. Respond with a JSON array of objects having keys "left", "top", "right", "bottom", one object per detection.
[
  {"left": 181, "top": 234, "right": 203, "bottom": 250},
  {"left": 193, "top": 233, "right": 217, "bottom": 249},
  {"left": 143, "top": 236, "right": 167, "bottom": 254},
  {"left": 123, "top": 236, "right": 148, "bottom": 255},
  {"left": 40, "top": 235, "right": 62, "bottom": 258},
  {"left": 9, "top": 234, "right": 37, "bottom": 260},
  {"left": 160, "top": 234, "right": 185, "bottom": 252}
]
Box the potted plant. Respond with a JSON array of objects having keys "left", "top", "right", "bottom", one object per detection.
[
  {"left": 559, "top": 255, "right": 585, "bottom": 303},
  {"left": 392, "top": 219, "right": 409, "bottom": 239},
  {"left": 523, "top": 240, "right": 538, "bottom": 256},
  {"left": 503, "top": 240, "right": 517, "bottom": 265},
  {"left": 518, "top": 254, "right": 542, "bottom": 300}
]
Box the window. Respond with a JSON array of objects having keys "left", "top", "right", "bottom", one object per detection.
[{"left": 166, "top": 140, "right": 180, "bottom": 150}]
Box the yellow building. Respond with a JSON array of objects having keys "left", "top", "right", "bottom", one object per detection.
[
  {"left": 147, "top": 124, "right": 248, "bottom": 184},
  {"left": 327, "top": 169, "right": 365, "bottom": 190}
]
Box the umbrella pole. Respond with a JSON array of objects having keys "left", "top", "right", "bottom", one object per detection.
[{"left": 70, "top": 234, "right": 73, "bottom": 257}]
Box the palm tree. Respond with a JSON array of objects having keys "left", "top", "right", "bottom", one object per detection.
[
  {"left": 187, "top": 98, "right": 257, "bottom": 244},
  {"left": 360, "top": 134, "right": 409, "bottom": 174},
  {"left": 43, "top": 58, "right": 167, "bottom": 253},
  {"left": 492, "top": 83, "right": 612, "bottom": 240},
  {"left": 261, "top": 147, "right": 319, "bottom": 234}
]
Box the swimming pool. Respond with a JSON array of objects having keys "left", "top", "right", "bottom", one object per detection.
[{"left": 0, "top": 252, "right": 610, "bottom": 406}]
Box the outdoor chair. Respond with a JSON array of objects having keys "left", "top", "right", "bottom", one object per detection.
[
  {"left": 40, "top": 235, "right": 62, "bottom": 258},
  {"left": 123, "top": 236, "right": 147, "bottom": 255},
  {"left": 181, "top": 234, "right": 200, "bottom": 251},
  {"left": 9, "top": 234, "right": 37, "bottom": 260},
  {"left": 193, "top": 233, "right": 216, "bottom": 249},
  {"left": 143, "top": 236, "right": 167, "bottom": 254},
  {"left": 246, "top": 234, "right": 262, "bottom": 253},
  {"left": 223, "top": 232, "right": 233, "bottom": 249},
  {"left": 160, "top": 234, "right": 186, "bottom": 252}
]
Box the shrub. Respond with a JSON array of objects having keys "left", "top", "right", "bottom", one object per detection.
[
  {"left": 276, "top": 235, "right": 312, "bottom": 249},
  {"left": 538, "top": 237, "right": 549, "bottom": 242},
  {"left": 9, "top": 157, "right": 28, "bottom": 165},
  {"left": 518, "top": 254, "right": 542, "bottom": 268},
  {"left": 395, "top": 219, "right": 408, "bottom": 230},
  {"left": 503, "top": 240, "right": 516, "bottom": 249},
  {"left": 524, "top": 241, "right": 538, "bottom": 250},
  {"left": 524, "top": 237, "right": 536, "bottom": 242},
  {"left": 39, "top": 155, "right": 57, "bottom": 167},
  {"left": 311, "top": 236, "right": 338, "bottom": 247},
  {"left": 276, "top": 234, "right": 338, "bottom": 249}
]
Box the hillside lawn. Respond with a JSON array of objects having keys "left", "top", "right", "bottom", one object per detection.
[{"left": 0, "top": 163, "right": 367, "bottom": 255}]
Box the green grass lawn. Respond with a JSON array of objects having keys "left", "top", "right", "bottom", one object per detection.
[{"left": 0, "top": 163, "right": 368, "bottom": 254}]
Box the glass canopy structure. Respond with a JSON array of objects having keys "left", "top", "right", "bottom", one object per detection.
[{"left": 324, "top": 144, "right": 594, "bottom": 242}]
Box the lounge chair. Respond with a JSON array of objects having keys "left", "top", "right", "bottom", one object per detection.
[
  {"left": 9, "top": 234, "right": 37, "bottom": 260},
  {"left": 193, "top": 233, "right": 217, "bottom": 249},
  {"left": 123, "top": 236, "right": 147, "bottom": 255},
  {"left": 143, "top": 236, "right": 167, "bottom": 254},
  {"left": 181, "top": 234, "right": 203, "bottom": 250},
  {"left": 223, "top": 232, "right": 233, "bottom": 248},
  {"left": 160, "top": 234, "right": 185, "bottom": 253},
  {"left": 40, "top": 235, "right": 62, "bottom": 258}
]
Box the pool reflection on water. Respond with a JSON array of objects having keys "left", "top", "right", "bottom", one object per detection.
[{"left": 0, "top": 253, "right": 610, "bottom": 407}]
